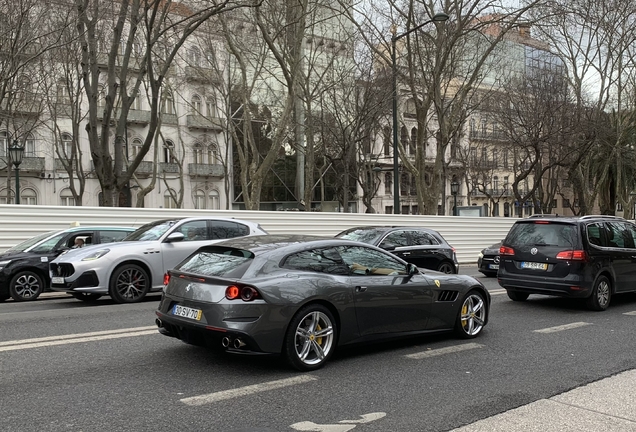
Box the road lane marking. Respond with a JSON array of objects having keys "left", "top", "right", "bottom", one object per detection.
[
  {"left": 339, "top": 413, "right": 386, "bottom": 424},
  {"left": 405, "top": 342, "right": 484, "bottom": 359},
  {"left": 180, "top": 375, "right": 317, "bottom": 406},
  {"left": 489, "top": 289, "right": 506, "bottom": 296},
  {"left": 534, "top": 322, "right": 591, "bottom": 334},
  {"left": 624, "top": 311, "right": 636, "bottom": 316},
  {"left": 0, "top": 326, "right": 156, "bottom": 347},
  {"left": 291, "top": 413, "right": 386, "bottom": 431},
  {"left": 0, "top": 328, "right": 158, "bottom": 352}
]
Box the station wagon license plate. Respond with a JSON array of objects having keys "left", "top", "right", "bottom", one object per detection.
[
  {"left": 521, "top": 261, "right": 548, "bottom": 271},
  {"left": 172, "top": 305, "right": 202, "bottom": 321},
  {"left": 489, "top": 264, "right": 499, "bottom": 270},
  {"left": 51, "top": 277, "right": 64, "bottom": 284}
]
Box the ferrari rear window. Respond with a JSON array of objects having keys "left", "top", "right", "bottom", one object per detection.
[
  {"left": 177, "top": 247, "right": 255, "bottom": 278},
  {"left": 506, "top": 222, "right": 578, "bottom": 248}
]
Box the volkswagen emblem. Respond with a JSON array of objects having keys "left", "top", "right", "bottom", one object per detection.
[
  {"left": 494, "top": 255, "right": 500, "bottom": 264},
  {"left": 530, "top": 247, "right": 538, "bottom": 255},
  {"left": 185, "top": 285, "right": 191, "bottom": 293}
]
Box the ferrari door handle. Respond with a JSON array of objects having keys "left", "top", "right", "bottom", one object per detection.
[{"left": 355, "top": 286, "right": 367, "bottom": 292}]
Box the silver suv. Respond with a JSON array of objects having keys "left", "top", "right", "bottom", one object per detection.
[{"left": 49, "top": 217, "right": 268, "bottom": 303}]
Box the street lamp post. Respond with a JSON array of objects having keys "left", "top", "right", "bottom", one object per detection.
[
  {"left": 8, "top": 140, "right": 25, "bottom": 205},
  {"left": 391, "top": 12, "right": 449, "bottom": 214},
  {"left": 450, "top": 180, "right": 459, "bottom": 216}
]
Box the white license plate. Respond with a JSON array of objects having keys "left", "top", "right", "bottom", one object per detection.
[
  {"left": 521, "top": 262, "right": 548, "bottom": 270},
  {"left": 172, "top": 304, "right": 202, "bottom": 321},
  {"left": 489, "top": 264, "right": 499, "bottom": 270},
  {"left": 51, "top": 277, "right": 65, "bottom": 284}
]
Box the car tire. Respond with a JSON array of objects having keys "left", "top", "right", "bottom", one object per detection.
[
  {"left": 9, "top": 271, "right": 45, "bottom": 301},
  {"left": 437, "top": 262, "right": 456, "bottom": 274},
  {"left": 71, "top": 293, "right": 103, "bottom": 302},
  {"left": 586, "top": 275, "right": 611, "bottom": 311},
  {"left": 507, "top": 291, "right": 529, "bottom": 302},
  {"left": 455, "top": 289, "right": 487, "bottom": 339},
  {"left": 108, "top": 264, "right": 150, "bottom": 304},
  {"left": 283, "top": 304, "right": 337, "bottom": 371}
]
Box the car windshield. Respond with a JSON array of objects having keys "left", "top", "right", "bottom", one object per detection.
[
  {"left": 124, "top": 220, "right": 180, "bottom": 241},
  {"left": 5, "top": 231, "right": 59, "bottom": 253},
  {"left": 336, "top": 228, "right": 385, "bottom": 244},
  {"left": 177, "top": 247, "right": 255, "bottom": 278},
  {"left": 506, "top": 222, "right": 578, "bottom": 248}
]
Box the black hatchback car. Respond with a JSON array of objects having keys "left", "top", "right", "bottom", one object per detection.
[
  {"left": 336, "top": 226, "right": 459, "bottom": 273},
  {"left": 0, "top": 226, "right": 134, "bottom": 302},
  {"left": 498, "top": 215, "right": 636, "bottom": 310}
]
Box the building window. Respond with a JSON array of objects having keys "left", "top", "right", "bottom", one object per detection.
[
  {"left": 383, "top": 127, "right": 390, "bottom": 156},
  {"left": 410, "top": 128, "right": 417, "bottom": 155},
  {"left": 61, "top": 133, "right": 73, "bottom": 158},
  {"left": 60, "top": 188, "right": 75, "bottom": 206},
  {"left": 563, "top": 198, "right": 570, "bottom": 208},
  {"left": 493, "top": 176, "right": 499, "bottom": 191},
  {"left": 191, "top": 94, "right": 202, "bottom": 114},
  {"left": 0, "top": 188, "right": 14, "bottom": 204},
  {"left": 131, "top": 138, "right": 143, "bottom": 160},
  {"left": 193, "top": 143, "right": 204, "bottom": 164},
  {"left": 385, "top": 206, "right": 393, "bottom": 214},
  {"left": 502, "top": 150, "right": 508, "bottom": 168},
  {"left": 400, "top": 126, "right": 408, "bottom": 155},
  {"left": 22, "top": 188, "right": 37, "bottom": 205},
  {"left": 209, "top": 190, "right": 220, "bottom": 210},
  {"left": 384, "top": 173, "right": 392, "bottom": 195},
  {"left": 162, "top": 90, "right": 174, "bottom": 114},
  {"left": 188, "top": 46, "right": 201, "bottom": 67},
  {"left": 163, "top": 140, "right": 175, "bottom": 163},
  {"left": 0, "top": 131, "right": 7, "bottom": 157},
  {"left": 492, "top": 149, "right": 498, "bottom": 168},
  {"left": 206, "top": 99, "right": 216, "bottom": 117},
  {"left": 24, "top": 134, "right": 36, "bottom": 157},
  {"left": 132, "top": 90, "right": 142, "bottom": 110},
  {"left": 164, "top": 190, "right": 178, "bottom": 209},
  {"left": 194, "top": 190, "right": 206, "bottom": 209}
]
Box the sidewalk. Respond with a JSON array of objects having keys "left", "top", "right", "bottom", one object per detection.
[{"left": 450, "top": 369, "right": 636, "bottom": 431}]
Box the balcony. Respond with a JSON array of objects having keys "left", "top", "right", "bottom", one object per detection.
[
  {"left": 55, "top": 158, "right": 77, "bottom": 171},
  {"left": 127, "top": 109, "right": 151, "bottom": 125},
  {"left": 186, "top": 114, "right": 223, "bottom": 131},
  {"left": 471, "top": 188, "right": 516, "bottom": 197},
  {"left": 469, "top": 130, "right": 507, "bottom": 141},
  {"left": 184, "top": 66, "right": 220, "bottom": 84},
  {"left": 160, "top": 113, "right": 178, "bottom": 125},
  {"left": 123, "top": 160, "right": 154, "bottom": 178},
  {"left": 160, "top": 162, "right": 180, "bottom": 174},
  {"left": 188, "top": 163, "right": 225, "bottom": 178}
]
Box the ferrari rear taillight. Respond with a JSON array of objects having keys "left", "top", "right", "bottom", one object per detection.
[
  {"left": 225, "top": 285, "right": 260, "bottom": 301},
  {"left": 499, "top": 246, "right": 515, "bottom": 256},
  {"left": 556, "top": 250, "right": 587, "bottom": 261}
]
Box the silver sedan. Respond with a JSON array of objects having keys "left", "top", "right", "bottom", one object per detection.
[{"left": 49, "top": 217, "right": 267, "bottom": 303}]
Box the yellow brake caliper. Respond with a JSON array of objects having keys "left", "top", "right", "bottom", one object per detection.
[
  {"left": 461, "top": 304, "right": 468, "bottom": 327},
  {"left": 316, "top": 323, "right": 322, "bottom": 345}
]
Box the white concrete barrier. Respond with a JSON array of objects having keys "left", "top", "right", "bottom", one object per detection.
[{"left": 0, "top": 204, "right": 517, "bottom": 264}]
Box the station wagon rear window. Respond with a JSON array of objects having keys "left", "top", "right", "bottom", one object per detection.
[
  {"left": 177, "top": 247, "right": 255, "bottom": 278},
  {"left": 506, "top": 222, "right": 578, "bottom": 248}
]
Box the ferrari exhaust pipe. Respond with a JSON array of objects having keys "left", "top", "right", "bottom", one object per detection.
[
  {"left": 221, "top": 337, "right": 230, "bottom": 348},
  {"left": 155, "top": 319, "right": 163, "bottom": 328},
  {"left": 233, "top": 338, "right": 246, "bottom": 349}
]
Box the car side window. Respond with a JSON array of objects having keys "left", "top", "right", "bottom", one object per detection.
[
  {"left": 283, "top": 248, "right": 349, "bottom": 275},
  {"left": 380, "top": 231, "right": 409, "bottom": 248},
  {"left": 622, "top": 223, "right": 636, "bottom": 249},
  {"left": 98, "top": 230, "right": 130, "bottom": 243},
  {"left": 410, "top": 231, "right": 439, "bottom": 246},
  {"left": 337, "top": 245, "right": 407, "bottom": 276},
  {"left": 210, "top": 221, "right": 249, "bottom": 239},
  {"left": 586, "top": 224, "right": 603, "bottom": 247},
  {"left": 30, "top": 233, "right": 70, "bottom": 253},
  {"left": 177, "top": 221, "right": 209, "bottom": 242},
  {"left": 604, "top": 222, "right": 626, "bottom": 248}
]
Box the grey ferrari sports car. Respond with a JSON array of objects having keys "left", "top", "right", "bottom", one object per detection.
[{"left": 156, "top": 235, "right": 490, "bottom": 371}]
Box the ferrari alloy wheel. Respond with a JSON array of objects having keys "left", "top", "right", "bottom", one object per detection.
[
  {"left": 71, "top": 293, "right": 103, "bottom": 302},
  {"left": 437, "top": 262, "right": 456, "bottom": 274},
  {"left": 9, "top": 271, "right": 45, "bottom": 301},
  {"left": 109, "top": 264, "right": 150, "bottom": 304},
  {"left": 586, "top": 275, "right": 611, "bottom": 311},
  {"left": 455, "top": 290, "right": 487, "bottom": 339},
  {"left": 284, "top": 304, "right": 336, "bottom": 371}
]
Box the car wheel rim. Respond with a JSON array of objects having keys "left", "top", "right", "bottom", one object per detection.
[
  {"left": 294, "top": 311, "right": 334, "bottom": 366},
  {"left": 116, "top": 268, "right": 147, "bottom": 300},
  {"left": 15, "top": 274, "right": 40, "bottom": 298},
  {"left": 439, "top": 264, "right": 453, "bottom": 274},
  {"left": 460, "top": 294, "right": 486, "bottom": 336},
  {"left": 597, "top": 281, "right": 610, "bottom": 306}
]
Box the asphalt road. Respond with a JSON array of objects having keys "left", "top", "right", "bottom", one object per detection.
[{"left": 1, "top": 266, "right": 636, "bottom": 432}]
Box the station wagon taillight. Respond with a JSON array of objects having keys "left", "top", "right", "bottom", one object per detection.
[
  {"left": 163, "top": 273, "right": 170, "bottom": 285},
  {"left": 499, "top": 246, "right": 515, "bottom": 256},
  {"left": 556, "top": 250, "right": 587, "bottom": 261}
]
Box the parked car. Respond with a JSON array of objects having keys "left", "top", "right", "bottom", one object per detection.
[
  {"left": 477, "top": 241, "right": 502, "bottom": 277},
  {"left": 155, "top": 234, "right": 489, "bottom": 371},
  {"left": 498, "top": 215, "right": 636, "bottom": 310},
  {"left": 0, "top": 226, "right": 135, "bottom": 302},
  {"left": 335, "top": 226, "right": 459, "bottom": 274},
  {"left": 49, "top": 217, "right": 268, "bottom": 303}
]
